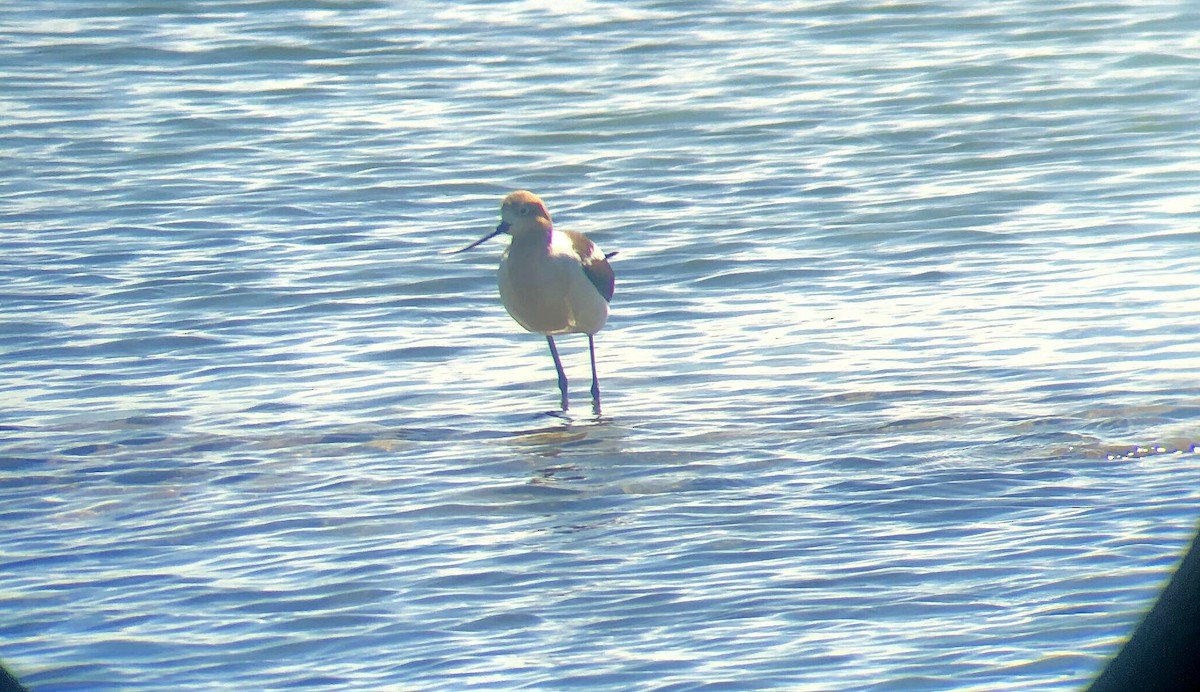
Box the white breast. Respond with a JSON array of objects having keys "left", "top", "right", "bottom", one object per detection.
[{"left": 498, "top": 232, "right": 609, "bottom": 336}]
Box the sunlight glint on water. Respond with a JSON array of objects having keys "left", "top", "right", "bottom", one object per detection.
[{"left": 2, "top": 1, "right": 1199, "bottom": 690}]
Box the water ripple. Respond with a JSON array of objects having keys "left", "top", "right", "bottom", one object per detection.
[{"left": 4, "top": 0, "right": 1200, "bottom": 689}]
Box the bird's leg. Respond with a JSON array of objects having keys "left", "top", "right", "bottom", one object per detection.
[
  {"left": 588, "top": 334, "right": 601, "bottom": 415},
  {"left": 546, "top": 336, "right": 568, "bottom": 410}
]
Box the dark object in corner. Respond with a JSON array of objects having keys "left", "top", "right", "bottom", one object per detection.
[
  {"left": 1089, "top": 524, "right": 1200, "bottom": 691},
  {"left": 0, "top": 660, "right": 30, "bottom": 692}
]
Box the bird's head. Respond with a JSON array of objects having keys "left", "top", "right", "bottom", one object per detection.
[
  {"left": 450, "top": 190, "right": 552, "bottom": 254},
  {"left": 497, "top": 190, "right": 552, "bottom": 238}
]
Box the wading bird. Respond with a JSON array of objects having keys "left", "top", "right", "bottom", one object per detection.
[{"left": 453, "top": 191, "right": 615, "bottom": 413}]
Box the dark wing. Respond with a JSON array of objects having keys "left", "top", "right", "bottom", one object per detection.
[{"left": 566, "top": 230, "right": 615, "bottom": 303}]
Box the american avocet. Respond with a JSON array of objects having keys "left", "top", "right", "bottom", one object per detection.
[{"left": 453, "top": 190, "right": 615, "bottom": 413}]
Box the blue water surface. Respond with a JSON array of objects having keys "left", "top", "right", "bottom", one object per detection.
[{"left": 3, "top": 1, "right": 1199, "bottom": 689}]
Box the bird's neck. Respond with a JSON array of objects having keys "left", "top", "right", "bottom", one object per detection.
[{"left": 512, "top": 227, "right": 554, "bottom": 249}]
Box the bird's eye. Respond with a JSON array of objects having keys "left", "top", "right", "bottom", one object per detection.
[{"left": 518, "top": 206, "right": 530, "bottom": 216}]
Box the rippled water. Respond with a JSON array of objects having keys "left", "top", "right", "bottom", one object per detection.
[{"left": 3, "top": 1, "right": 1200, "bottom": 689}]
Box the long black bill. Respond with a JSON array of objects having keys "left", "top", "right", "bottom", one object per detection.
[{"left": 448, "top": 221, "right": 510, "bottom": 254}]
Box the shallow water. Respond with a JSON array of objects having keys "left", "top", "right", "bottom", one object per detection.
[{"left": 3, "top": 1, "right": 1199, "bottom": 689}]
